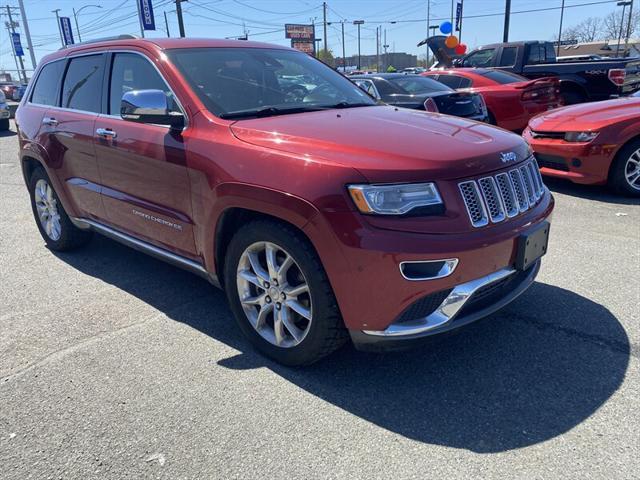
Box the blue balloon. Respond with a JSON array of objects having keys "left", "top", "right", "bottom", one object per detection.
[{"left": 440, "top": 21, "right": 452, "bottom": 34}]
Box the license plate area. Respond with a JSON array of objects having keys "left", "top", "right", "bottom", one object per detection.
[{"left": 516, "top": 221, "right": 550, "bottom": 270}]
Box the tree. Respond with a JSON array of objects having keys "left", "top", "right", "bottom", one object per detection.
[
  {"left": 562, "top": 17, "right": 603, "bottom": 43},
  {"left": 317, "top": 49, "right": 335, "bottom": 67},
  {"left": 603, "top": 9, "right": 639, "bottom": 40}
]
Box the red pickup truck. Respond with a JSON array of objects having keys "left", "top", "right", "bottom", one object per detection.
[{"left": 15, "top": 37, "right": 553, "bottom": 365}]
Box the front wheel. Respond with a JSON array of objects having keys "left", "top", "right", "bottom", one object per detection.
[
  {"left": 224, "top": 220, "right": 348, "bottom": 366},
  {"left": 609, "top": 140, "right": 640, "bottom": 197}
]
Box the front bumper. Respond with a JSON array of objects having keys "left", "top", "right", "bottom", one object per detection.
[
  {"left": 523, "top": 130, "right": 615, "bottom": 185},
  {"left": 350, "top": 260, "right": 540, "bottom": 351}
]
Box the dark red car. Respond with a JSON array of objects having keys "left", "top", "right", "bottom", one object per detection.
[
  {"left": 524, "top": 91, "right": 640, "bottom": 196},
  {"left": 423, "top": 68, "right": 561, "bottom": 132},
  {"left": 15, "top": 37, "right": 553, "bottom": 365}
]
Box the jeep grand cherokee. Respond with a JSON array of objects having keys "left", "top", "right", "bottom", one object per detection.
[{"left": 16, "top": 37, "right": 553, "bottom": 365}]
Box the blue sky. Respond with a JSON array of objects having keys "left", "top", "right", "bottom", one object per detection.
[{"left": 0, "top": 0, "right": 620, "bottom": 72}]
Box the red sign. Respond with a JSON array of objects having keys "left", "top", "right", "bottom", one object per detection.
[
  {"left": 291, "top": 40, "right": 315, "bottom": 55},
  {"left": 285, "top": 24, "right": 315, "bottom": 40}
]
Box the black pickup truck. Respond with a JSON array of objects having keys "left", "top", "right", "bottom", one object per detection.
[{"left": 427, "top": 38, "right": 640, "bottom": 104}]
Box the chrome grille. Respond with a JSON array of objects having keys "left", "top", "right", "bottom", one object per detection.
[{"left": 459, "top": 157, "right": 546, "bottom": 228}]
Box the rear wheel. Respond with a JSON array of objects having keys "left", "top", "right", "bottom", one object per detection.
[
  {"left": 224, "top": 219, "right": 348, "bottom": 365},
  {"left": 609, "top": 140, "right": 640, "bottom": 196},
  {"left": 0, "top": 118, "right": 9, "bottom": 131},
  {"left": 28, "top": 166, "right": 92, "bottom": 250}
]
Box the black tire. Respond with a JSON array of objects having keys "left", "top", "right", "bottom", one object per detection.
[
  {"left": 28, "top": 166, "right": 92, "bottom": 251},
  {"left": 0, "top": 118, "right": 9, "bottom": 131},
  {"left": 608, "top": 139, "right": 640, "bottom": 197},
  {"left": 560, "top": 89, "right": 585, "bottom": 105},
  {"left": 224, "top": 219, "right": 348, "bottom": 366}
]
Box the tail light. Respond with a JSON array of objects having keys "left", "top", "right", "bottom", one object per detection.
[
  {"left": 522, "top": 86, "right": 556, "bottom": 101},
  {"left": 608, "top": 69, "right": 626, "bottom": 86},
  {"left": 424, "top": 97, "right": 439, "bottom": 112}
]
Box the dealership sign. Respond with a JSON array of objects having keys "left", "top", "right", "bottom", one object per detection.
[
  {"left": 60, "top": 17, "right": 74, "bottom": 45},
  {"left": 285, "top": 24, "right": 315, "bottom": 40},
  {"left": 291, "top": 39, "right": 315, "bottom": 55},
  {"left": 11, "top": 33, "right": 24, "bottom": 57},
  {"left": 455, "top": 2, "right": 463, "bottom": 32},
  {"left": 139, "top": 0, "right": 156, "bottom": 31}
]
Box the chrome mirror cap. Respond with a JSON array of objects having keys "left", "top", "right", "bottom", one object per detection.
[{"left": 121, "top": 89, "right": 169, "bottom": 119}]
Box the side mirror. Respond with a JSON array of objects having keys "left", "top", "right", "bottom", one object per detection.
[{"left": 121, "top": 89, "right": 184, "bottom": 129}]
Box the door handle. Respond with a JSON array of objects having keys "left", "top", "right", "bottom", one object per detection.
[
  {"left": 42, "top": 117, "right": 58, "bottom": 126},
  {"left": 96, "top": 128, "right": 117, "bottom": 139}
]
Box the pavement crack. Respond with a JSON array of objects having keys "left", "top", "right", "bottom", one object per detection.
[{"left": 508, "top": 312, "right": 636, "bottom": 359}]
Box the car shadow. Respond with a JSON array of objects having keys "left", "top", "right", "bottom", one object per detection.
[
  {"left": 53, "top": 234, "right": 630, "bottom": 453},
  {"left": 0, "top": 128, "right": 17, "bottom": 138},
  {"left": 545, "top": 177, "right": 640, "bottom": 206}
]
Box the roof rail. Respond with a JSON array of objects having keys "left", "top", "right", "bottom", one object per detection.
[{"left": 58, "top": 34, "right": 139, "bottom": 50}]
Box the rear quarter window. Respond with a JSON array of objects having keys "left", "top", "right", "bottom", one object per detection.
[
  {"left": 435, "top": 74, "right": 471, "bottom": 89},
  {"left": 30, "top": 60, "right": 65, "bottom": 106}
]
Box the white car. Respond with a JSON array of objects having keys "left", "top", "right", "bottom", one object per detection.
[{"left": 0, "top": 90, "right": 10, "bottom": 130}]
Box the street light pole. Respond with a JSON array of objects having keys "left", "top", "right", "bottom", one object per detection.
[
  {"left": 17, "top": 0, "right": 37, "bottom": 70},
  {"left": 557, "top": 0, "right": 565, "bottom": 56},
  {"left": 52, "top": 8, "right": 64, "bottom": 48},
  {"left": 72, "top": 4, "right": 102, "bottom": 43},
  {"left": 353, "top": 20, "right": 364, "bottom": 70},
  {"left": 616, "top": 1, "right": 632, "bottom": 56},
  {"left": 623, "top": 0, "right": 634, "bottom": 56}
]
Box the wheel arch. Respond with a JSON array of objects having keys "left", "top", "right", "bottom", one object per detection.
[
  {"left": 607, "top": 134, "right": 640, "bottom": 181},
  {"left": 557, "top": 79, "right": 588, "bottom": 103}
]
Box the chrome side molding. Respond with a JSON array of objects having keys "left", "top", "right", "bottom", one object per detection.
[
  {"left": 71, "top": 217, "right": 220, "bottom": 287},
  {"left": 363, "top": 267, "right": 517, "bottom": 337}
]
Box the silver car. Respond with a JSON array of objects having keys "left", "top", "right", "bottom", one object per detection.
[{"left": 0, "top": 90, "right": 10, "bottom": 130}]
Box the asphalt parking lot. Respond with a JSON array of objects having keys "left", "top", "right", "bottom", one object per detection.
[{"left": 0, "top": 120, "right": 638, "bottom": 479}]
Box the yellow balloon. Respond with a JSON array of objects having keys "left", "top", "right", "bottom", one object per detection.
[{"left": 445, "top": 35, "right": 459, "bottom": 48}]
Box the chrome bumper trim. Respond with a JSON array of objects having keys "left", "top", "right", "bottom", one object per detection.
[{"left": 362, "top": 267, "right": 517, "bottom": 337}]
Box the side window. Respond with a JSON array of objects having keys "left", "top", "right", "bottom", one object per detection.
[
  {"left": 499, "top": 47, "right": 517, "bottom": 67},
  {"left": 545, "top": 44, "right": 557, "bottom": 63},
  {"left": 354, "top": 80, "right": 378, "bottom": 98},
  {"left": 458, "top": 77, "right": 472, "bottom": 88},
  {"left": 30, "top": 60, "right": 65, "bottom": 106},
  {"left": 61, "top": 55, "right": 104, "bottom": 112},
  {"left": 436, "top": 74, "right": 463, "bottom": 89},
  {"left": 109, "top": 53, "right": 180, "bottom": 115},
  {"left": 463, "top": 49, "right": 496, "bottom": 67},
  {"left": 527, "top": 45, "right": 544, "bottom": 64}
]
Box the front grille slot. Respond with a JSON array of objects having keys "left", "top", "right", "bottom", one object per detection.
[
  {"left": 459, "top": 157, "right": 546, "bottom": 228},
  {"left": 530, "top": 130, "right": 564, "bottom": 140}
]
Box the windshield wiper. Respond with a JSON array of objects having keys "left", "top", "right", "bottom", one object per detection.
[
  {"left": 220, "top": 106, "right": 324, "bottom": 120},
  {"left": 318, "top": 101, "right": 375, "bottom": 109}
]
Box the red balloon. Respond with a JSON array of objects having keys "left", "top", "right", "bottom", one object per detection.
[{"left": 455, "top": 43, "right": 467, "bottom": 55}]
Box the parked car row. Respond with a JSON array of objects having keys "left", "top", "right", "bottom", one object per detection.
[
  {"left": 0, "top": 90, "right": 10, "bottom": 130},
  {"left": 0, "top": 81, "right": 28, "bottom": 101}
]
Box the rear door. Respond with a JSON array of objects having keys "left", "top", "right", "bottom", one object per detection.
[
  {"left": 94, "top": 50, "right": 196, "bottom": 257},
  {"left": 44, "top": 54, "right": 107, "bottom": 220}
]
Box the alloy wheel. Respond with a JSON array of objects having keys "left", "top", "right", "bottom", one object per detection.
[
  {"left": 625, "top": 148, "right": 640, "bottom": 191},
  {"left": 236, "top": 241, "right": 312, "bottom": 348},
  {"left": 34, "top": 179, "right": 62, "bottom": 241}
]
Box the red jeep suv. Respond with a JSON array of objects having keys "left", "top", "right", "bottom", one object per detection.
[{"left": 16, "top": 37, "right": 554, "bottom": 365}]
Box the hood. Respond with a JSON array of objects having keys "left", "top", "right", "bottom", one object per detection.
[
  {"left": 529, "top": 97, "right": 640, "bottom": 131},
  {"left": 230, "top": 105, "right": 529, "bottom": 183}
]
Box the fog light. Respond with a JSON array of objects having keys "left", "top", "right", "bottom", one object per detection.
[
  {"left": 571, "top": 158, "right": 582, "bottom": 167},
  {"left": 400, "top": 259, "right": 458, "bottom": 281}
]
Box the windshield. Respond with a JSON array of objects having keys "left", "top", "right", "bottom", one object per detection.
[
  {"left": 167, "top": 47, "right": 376, "bottom": 119},
  {"left": 386, "top": 76, "right": 452, "bottom": 94},
  {"left": 478, "top": 70, "right": 527, "bottom": 84}
]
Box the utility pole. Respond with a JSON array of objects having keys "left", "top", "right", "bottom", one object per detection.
[
  {"left": 17, "top": 0, "right": 36, "bottom": 70},
  {"left": 135, "top": 0, "right": 145, "bottom": 37},
  {"left": 322, "top": 2, "right": 327, "bottom": 54},
  {"left": 376, "top": 26, "right": 380, "bottom": 72},
  {"left": 353, "top": 20, "right": 364, "bottom": 70},
  {"left": 341, "top": 21, "right": 345, "bottom": 70},
  {"left": 3, "top": 10, "right": 22, "bottom": 82},
  {"left": 176, "top": 0, "right": 186, "bottom": 38},
  {"left": 383, "top": 29, "right": 388, "bottom": 72},
  {"left": 616, "top": 1, "right": 632, "bottom": 56},
  {"left": 164, "top": 10, "right": 170, "bottom": 37},
  {"left": 6, "top": 6, "right": 26, "bottom": 83},
  {"left": 503, "top": 0, "right": 511, "bottom": 42},
  {"left": 426, "top": 0, "right": 430, "bottom": 66},
  {"left": 623, "top": 0, "right": 634, "bottom": 56},
  {"left": 52, "top": 9, "right": 64, "bottom": 47},
  {"left": 557, "top": 0, "right": 565, "bottom": 56}
]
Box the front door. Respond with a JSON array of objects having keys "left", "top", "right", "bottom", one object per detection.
[{"left": 94, "top": 51, "right": 196, "bottom": 257}]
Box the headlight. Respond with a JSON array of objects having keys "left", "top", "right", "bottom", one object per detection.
[
  {"left": 348, "top": 183, "right": 443, "bottom": 215},
  {"left": 564, "top": 131, "right": 599, "bottom": 142}
]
